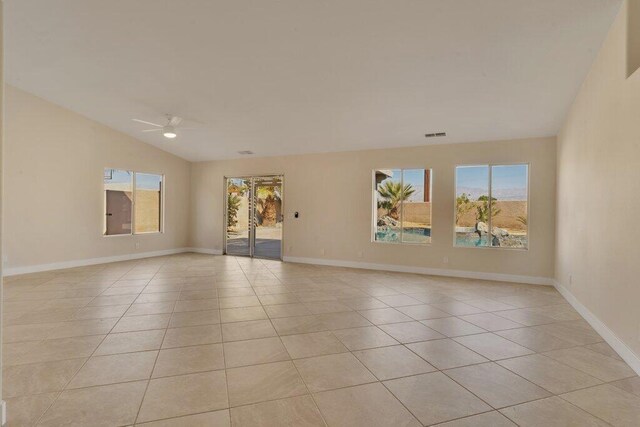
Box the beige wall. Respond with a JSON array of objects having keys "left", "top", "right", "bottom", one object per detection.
[
  {"left": 557, "top": 1, "right": 640, "bottom": 356},
  {"left": 1, "top": 0, "right": 5, "bottom": 403},
  {"left": 191, "top": 137, "right": 556, "bottom": 280},
  {"left": 4, "top": 85, "right": 191, "bottom": 271},
  {"left": 628, "top": 0, "right": 640, "bottom": 77}
]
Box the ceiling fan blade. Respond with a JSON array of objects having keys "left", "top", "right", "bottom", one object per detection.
[
  {"left": 132, "top": 118, "right": 163, "bottom": 127},
  {"left": 169, "top": 116, "right": 183, "bottom": 127},
  {"left": 142, "top": 129, "right": 163, "bottom": 132}
]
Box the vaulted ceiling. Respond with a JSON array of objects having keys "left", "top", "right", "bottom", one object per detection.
[{"left": 6, "top": 0, "right": 621, "bottom": 161}]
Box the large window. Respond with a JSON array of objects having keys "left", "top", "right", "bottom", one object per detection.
[
  {"left": 373, "top": 169, "right": 432, "bottom": 244},
  {"left": 104, "top": 169, "right": 163, "bottom": 236},
  {"left": 455, "top": 164, "right": 528, "bottom": 249}
]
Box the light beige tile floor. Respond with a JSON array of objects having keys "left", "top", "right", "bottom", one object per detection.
[{"left": 3, "top": 253, "right": 640, "bottom": 426}]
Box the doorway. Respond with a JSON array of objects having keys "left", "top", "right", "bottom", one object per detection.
[{"left": 224, "top": 175, "right": 284, "bottom": 260}]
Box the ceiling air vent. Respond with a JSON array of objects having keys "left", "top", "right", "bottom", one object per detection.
[
  {"left": 238, "top": 150, "right": 254, "bottom": 155},
  {"left": 425, "top": 132, "right": 447, "bottom": 138}
]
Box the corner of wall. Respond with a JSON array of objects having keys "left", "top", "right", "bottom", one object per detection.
[
  {"left": 1, "top": 1, "right": 7, "bottom": 421},
  {"left": 626, "top": 0, "right": 640, "bottom": 78},
  {"left": 555, "top": 1, "right": 640, "bottom": 365}
]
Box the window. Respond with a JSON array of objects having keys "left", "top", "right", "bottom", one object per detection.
[
  {"left": 104, "top": 169, "right": 133, "bottom": 235},
  {"left": 373, "top": 168, "right": 432, "bottom": 244},
  {"left": 135, "top": 173, "right": 163, "bottom": 233},
  {"left": 455, "top": 164, "right": 528, "bottom": 249},
  {"left": 104, "top": 169, "right": 163, "bottom": 236}
]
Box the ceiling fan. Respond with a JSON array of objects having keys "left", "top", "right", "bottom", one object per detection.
[{"left": 132, "top": 115, "right": 196, "bottom": 139}]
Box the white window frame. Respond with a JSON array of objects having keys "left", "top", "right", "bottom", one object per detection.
[
  {"left": 103, "top": 168, "right": 165, "bottom": 237},
  {"left": 371, "top": 168, "right": 433, "bottom": 245},
  {"left": 453, "top": 163, "right": 529, "bottom": 250}
]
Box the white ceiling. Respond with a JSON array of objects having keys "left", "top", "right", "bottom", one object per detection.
[{"left": 6, "top": 0, "right": 621, "bottom": 161}]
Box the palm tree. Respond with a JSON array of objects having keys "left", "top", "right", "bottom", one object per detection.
[
  {"left": 227, "top": 193, "right": 242, "bottom": 231},
  {"left": 377, "top": 180, "right": 416, "bottom": 220},
  {"left": 256, "top": 186, "right": 281, "bottom": 226},
  {"left": 516, "top": 215, "right": 528, "bottom": 226},
  {"left": 476, "top": 195, "right": 501, "bottom": 223}
]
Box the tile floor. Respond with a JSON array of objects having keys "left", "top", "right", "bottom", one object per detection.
[{"left": 3, "top": 253, "right": 640, "bottom": 426}]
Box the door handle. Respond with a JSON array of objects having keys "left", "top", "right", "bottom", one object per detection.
[{"left": 106, "top": 213, "right": 113, "bottom": 216}]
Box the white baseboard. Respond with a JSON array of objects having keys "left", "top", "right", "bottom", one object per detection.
[
  {"left": 283, "top": 256, "right": 553, "bottom": 286},
  {"left": 2, "top": 247, "right": 225, "bottom": 277},
  {"left": 554, "top": 280, "right": 640, "bottom": 376},
  {"left": 2, "top": 248, "right": 190, "bottom": 277},
  {"left": 2, "top": 248, "right": 548, "bottom": 286}
]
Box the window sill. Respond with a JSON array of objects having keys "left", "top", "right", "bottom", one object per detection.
[
  {"left": 372, "top": 240, "right": 432, "bottom": 246},
  {"left": 103, "top": 231, "right": 164, "bottom": 237},
  {"left": 453, "top": 244, "right": 529, "bottom": 251}
]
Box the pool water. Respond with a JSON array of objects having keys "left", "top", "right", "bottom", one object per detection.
[
  {"left": 376, "top": 227, "right": 431, "bottom": 243},
  {"left": 455, "top": 233, "right": 490, "bottom": 247},
  {"left": 455, "top": 232, "right": 528, "bottom": 248},
  {"left": 376, "top": 229, "right": 527, "bottom": 248}
]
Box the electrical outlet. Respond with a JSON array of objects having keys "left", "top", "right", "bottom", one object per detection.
[
  {"left": 320, "top": 248, "right": 325, "bottom": 256},
  {"left": 569, "top": 274, "right": 573, "bottom": 285},
  {"left": 357, "top": 251, "right": 363, "bottom": 258},
  {"left": 135, "top": 242, "right": 140, "bottom": 250},
  {"left": 443, "top": 256, "right": 449, "bottom": 264}
]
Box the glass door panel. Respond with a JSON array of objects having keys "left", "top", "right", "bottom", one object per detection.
[
  {"left": 225, "top": 178, "right": 252, "bottom": 256},
  {"left": 253, "top": 177, "right": 283, "bottom": 259}
]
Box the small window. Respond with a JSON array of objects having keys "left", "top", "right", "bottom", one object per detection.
[
  {"left": 135, "top": 173, "right": 163, "bottom": 233},
  {"left": 104, "top": 169, "right": 164, "bottom": 236},
  {"left": 104, "top": 169, "right": 133, "bottom": 235},
  {"left": 455, "top": 164, "right": 528, "bottom": 249},
  {"left": 373, "top": 168, "right": 432, "bottom": 244}
]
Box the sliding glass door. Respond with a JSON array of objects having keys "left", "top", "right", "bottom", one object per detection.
[
  {"left": 225, "top": 178, "right": 252, "bottom": 256},
  {"left": 253, "top": 176, "right": 283, "bottom": 258},
  {"left": 225, "top": 175, "right": 283, "bottom": 259}
]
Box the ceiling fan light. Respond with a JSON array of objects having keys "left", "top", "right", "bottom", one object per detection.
[{"left": 162, "top": 125, "right": 177, "bottom": 139}]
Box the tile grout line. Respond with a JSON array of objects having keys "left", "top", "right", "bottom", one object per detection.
[
  {"left": 245, "top": 257, "right": 330, "bottom": 427},
  {"left": 133, "top": 260, "right": 178, "bottom": 425},
  {"left": 3, "top": 253, "right": 635, "bottom": 425},
  {"left": 31, "top": 261, "right": 143, "bottom": 426},
  {"left": 217, "top": 270, "right": 232, "bottom": 425}
]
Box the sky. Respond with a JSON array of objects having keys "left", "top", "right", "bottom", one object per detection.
[
  {"left": 379, "top": 169, "right": 427, "bottom": 202},
  {"left": 104, "top": 169, "right": 162, "bottom": 190},
  {"left": 377, "top": 165, "right": 528, "bottom": 202},
  {"left": 456, "top": 164, "right": 528, "bottom": 200}
]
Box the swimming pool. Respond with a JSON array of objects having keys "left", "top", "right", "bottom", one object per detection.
[
  {"left": 455, "top": 232, "right": 528, "bottom": 248},
  {"left": 455, "top": 233, "right": 490, "bottom": 246},
  {"left": 376, "top": 227, "right": 431, "bottom": 243}
]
